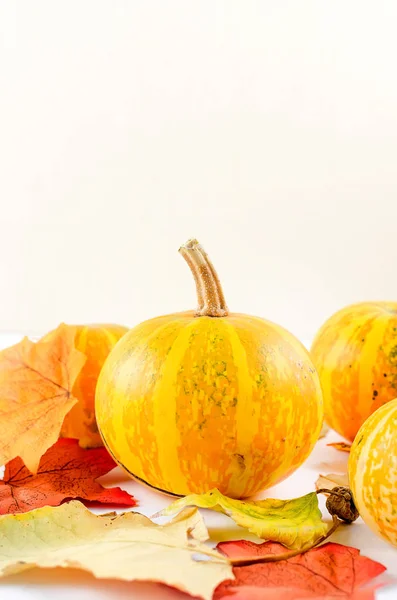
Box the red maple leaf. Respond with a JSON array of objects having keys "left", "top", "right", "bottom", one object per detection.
[
  {"left": 0, "top": 438, "right": 136, "bottom": 514},
  {"left": 214, "top": 540, "right": 387, "bottom": 600}
]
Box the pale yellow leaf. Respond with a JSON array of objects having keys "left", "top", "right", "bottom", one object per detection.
[
  {"left": 0, "top": 501, "right": 232, "bottom": 600},
  {"left": 315, "top": 472, "right": 349, "bottom": 491}
]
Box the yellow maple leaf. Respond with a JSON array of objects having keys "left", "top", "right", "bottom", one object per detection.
[
  {"left": 156, "top": 488, "right": 329, "bottom": 551},
  {"left": 0, "top": 501, "right": 232, "bottom": 600},
  {"left": 0, "top": 324, "right": 86, "bottom": 473}
]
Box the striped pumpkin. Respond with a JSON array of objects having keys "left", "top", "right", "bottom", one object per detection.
[
  {"left": 311, "top": 302, "right": 397, "bottom": 441},
  {"left": 95, "top": 240, "right": 323, "bottom": 498},
  {"left": 349, "top": 398, "right": 397, "bottom": 547},
  {"left": 45, "top": 324, "right": 128, "bottom": 447}
]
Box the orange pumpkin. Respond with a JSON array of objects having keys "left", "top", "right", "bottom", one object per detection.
[
  {"left": 45, "top": 324, "right": 128, "bottom": 447},
  {"left": 349, "top": 398, "right": 397, "bottom": 547},
  {"left": 311, "top": 302, "right": 397, "bottom": 441},
  {"left": 95, "top": 239, "right": 323, "bottom": 498}
]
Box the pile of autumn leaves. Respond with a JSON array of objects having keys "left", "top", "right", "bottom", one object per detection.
[{"left": 0, "top": 325, "right": 391, "bottom": 599}]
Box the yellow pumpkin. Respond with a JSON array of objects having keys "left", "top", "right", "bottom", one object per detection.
[
  {"left": 349, "top": 398, "right": 397, "bottom": 547},
  {"left": 45, "top": 324, "right": 128, "bottom": 447},
  {"left": 311, "top": 302, "right": 397, "bottom": 441},
  {"left": 96, "top": 239, "right": 323, "bottom": 498}
]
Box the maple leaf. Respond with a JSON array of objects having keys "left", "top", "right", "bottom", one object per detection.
[
  {"left": 0, "top": 501, "right": 233, "bottom": 600},
  {"left": 315, "top": 472, "right": 349, "bottom": 492},
  {"left": 327, "top": 441, "right": 352, "bottom": 453},
  {"left": 0, "top": 438, "right": 136, "bottom": 514},
  {"left": 0, "top": 324, "right": 86, "bottom": 473},
  {"left": 214, "top": 540, "right": 386, "bottom": 600},
  {"left": 214, "top": 584, "right": 383, "bottom": 599},
  {"left": 156, "top": 488, "right": 329, "bottom": 551}
]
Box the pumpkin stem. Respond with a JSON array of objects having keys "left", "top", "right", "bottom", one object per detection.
[{"left": 179, "top": 239, "right": 229, "bottom": 317}]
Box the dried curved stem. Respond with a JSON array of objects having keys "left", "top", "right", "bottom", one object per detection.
[
  {"left": 179, "top": 242, "right": 205, "bottom": 312},
  {"left": 179, "top": 239, "right": 228, "bottom": 317}
]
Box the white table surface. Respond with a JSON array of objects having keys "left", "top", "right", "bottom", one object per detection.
[{"left": 1, "top": 332, "right": 396, "bottom": 600}]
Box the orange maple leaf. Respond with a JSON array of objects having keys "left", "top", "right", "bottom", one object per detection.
[
  {"left": 0, "top": 324, "right": 86, "bottom": 473},
  {"left": 215, "top": 540, "right": 387, "bottom": 599}
]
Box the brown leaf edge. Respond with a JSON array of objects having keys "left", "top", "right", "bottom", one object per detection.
[{"left": 327, "top": 441, "right": 352, "bottom": 453}]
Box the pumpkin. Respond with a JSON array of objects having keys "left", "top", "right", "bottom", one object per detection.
[
  {"left": 95, "top": 239, "right": 323, "bottom": 498},
  {"left": 45, "top": 324, "right": 128, "bottom": 447},
  {"left": 349, "top": 398, "right": 397, "bottom": 547},
  {"left": 311, "top": 302, "right": 397, "bottom": 441}
]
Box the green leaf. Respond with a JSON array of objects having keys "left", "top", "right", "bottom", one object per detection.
[{"left": 156, "top": 489, "right": 329, "bottom": 551}]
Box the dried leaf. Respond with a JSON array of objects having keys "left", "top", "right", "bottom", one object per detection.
[
  {"left": 157, "top": 488, "right": 329, "bottom": 551},
  {"left": 0, "top": 501, "right": 232, "bottom": 600},
  {"left": 0, "top": 324, "right": 86, "bottom": 472},
  {"left": 323, "top": 487, "right": 359, "bottom": 524},
  {"left": 0, "top": 438, "right": 136, "bottom": 514},
  {"left": 215, "top": 540, "right": 386, "bottom": 599},
  {"left": 315, "top": 473, "right": 349, "bottom": 491},
  {"left": 327, "top": 442, "right": 352, "bottom": 453}
]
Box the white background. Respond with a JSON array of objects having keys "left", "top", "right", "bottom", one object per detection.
[
  {"left": 1, "top": 1, "right": 397, "bottom": 340},
  {"left": 1, "top": 5, "right": 397, "bottom": 596}
]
